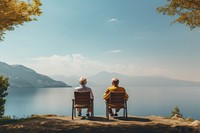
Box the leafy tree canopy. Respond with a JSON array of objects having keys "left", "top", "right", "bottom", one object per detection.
[
  {"left": 0, "top": 0, "right": 42, "bottom": 41},
  {"left": 157, "top": 0, "right": 200, "bottom": 29}
]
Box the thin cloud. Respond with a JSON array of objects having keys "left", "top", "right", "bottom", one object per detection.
[
  {"left": 107, "top": 18, "right": 119, "bottom": 23},
  {"left": 108, "top": 49, "right": 122, "bottom": 53},
  {"left": 24, "top": 54, "right": 168, "bottom": 77}
]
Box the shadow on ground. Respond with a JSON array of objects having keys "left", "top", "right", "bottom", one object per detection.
[
  {"left": 114, "top": 116, "right": 151, "bottom": 122},
  {"left": 87, "top": 116, "right": 151, "bottom": 122}
]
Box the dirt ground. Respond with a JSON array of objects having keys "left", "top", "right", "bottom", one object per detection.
[{"left": 0, "top": 114, "right": 200, "bottom": 133}]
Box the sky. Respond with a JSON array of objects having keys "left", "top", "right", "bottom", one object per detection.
[{"left": 0, "top": 0, "right": 200, "bottom": 81}]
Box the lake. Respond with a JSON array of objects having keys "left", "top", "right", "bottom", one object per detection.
[{"left": 4, "top": 86, "right": 200, "bottom": 120}]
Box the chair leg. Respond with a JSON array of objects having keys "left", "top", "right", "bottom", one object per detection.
[
  {"left": 125, "top": 108, "right": 128, "bottom": 120},
  {"left": 91, "top": 100, "right": 94, "bottom": 118},
  {"left": 74, "top": 108, "right": 76, "bottom": 117},
  {"left": 123, "top": 107, "right": 125, "bottom": 117},
  {"left": 125, "top": 102, "right": 128, "bottom": 120},
  {"left": 106, "top": 102, "right": 109, "bottom": 120},
  {"left": 91, "top": 109, "right": 94, "bottom": 118},
  {"left": 72, "top": 100, "right": 74, "bottom": 120}
]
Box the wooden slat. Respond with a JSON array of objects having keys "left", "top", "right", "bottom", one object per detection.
[
  {"left": 74, "top": 91, "right": 91, "bottom": 107},
  {"left": 106, "top": 92, "right": 128, "bottom": 120},
  {"left": 110, "top": 92, "right": 125, "bottom": 105},
  {"left": 72, "top": 91, "right": 94, "bottom": 120}
]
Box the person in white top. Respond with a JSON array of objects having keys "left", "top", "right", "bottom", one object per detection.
[{"left": 74, "top": 77, "right": 94, "bottom": 116}]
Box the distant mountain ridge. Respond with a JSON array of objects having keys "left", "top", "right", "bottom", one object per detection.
[
  {"left": 2, "top": 60, "right": 199, "bottom": 88},
  {"left": 0, "top": 61, "right": 71, "bottom": 88},
  {"left": 52, "top": 71, "right": 200, "bottom": 87}
]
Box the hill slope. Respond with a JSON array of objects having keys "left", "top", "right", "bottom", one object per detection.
[{"left": 0, "top": 61, "right": 70, "bottom": 88}]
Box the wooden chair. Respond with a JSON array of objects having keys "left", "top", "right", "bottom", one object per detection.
[
  {"left": 72, "top": 91, "right": 94, "bottom": 120},
  {"left": 106, "top": 92, "right": 128, "bottom": 120}
]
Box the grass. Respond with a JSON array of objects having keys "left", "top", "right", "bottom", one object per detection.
[{"left": 0, "top": 116, "right": 33, "bottom": 125}]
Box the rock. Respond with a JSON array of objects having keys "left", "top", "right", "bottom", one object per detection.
[
  {"left": 178, "top": 118, "right": 185, "bottom": 122},
  {"left": 186, "top": 117, "right": 194, "bottom": 122},
  {"left": 171, "top": 114, "right": 184, "bottom": 120},
  {"left": 189, "top": 120, "right": 200, "bottom": 127}
]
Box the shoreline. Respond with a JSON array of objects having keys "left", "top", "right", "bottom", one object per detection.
[{"left": 1, "top": 114, "right": 200, "bottom": 133}]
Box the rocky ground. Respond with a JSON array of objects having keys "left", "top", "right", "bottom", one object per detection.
[{"left": 0, "top": 114, "right": 200, "bottom": 133}]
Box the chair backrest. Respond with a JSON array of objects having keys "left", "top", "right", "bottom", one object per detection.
[
  {"left": 74, "top": 91, "right": 90, "bottom": 105},
  {"left": 109, "top": 92, "right": 125, "bottom": 105}
]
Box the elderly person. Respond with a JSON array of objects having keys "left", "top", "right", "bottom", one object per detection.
[
  {"left": 74, "top": 77, "right": 94, "bottom": 117},
  {"left": 103, "top": 78, "right": 129, "bottom": 116}
]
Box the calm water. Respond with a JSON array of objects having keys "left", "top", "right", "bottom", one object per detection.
[{"left": 4, "top": 86, "right": 200, "bottom": 119}]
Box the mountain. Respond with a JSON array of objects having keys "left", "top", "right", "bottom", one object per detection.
[
  {"left": 53, "top": 71, "right": 200, "bottom": 87},
  {"left": 51, "top": 75, "right": 96, "bottom": 87},
  {"left": 88, "top": 71, "right": 200, "bottom": 87},
  {"left": 51, "top": 75, "right": 80, "bottom": 87},
  {"left": 0, "top": 61, "right": 71, "bottom": 88}
]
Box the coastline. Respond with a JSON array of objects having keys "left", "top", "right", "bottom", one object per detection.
[{"left": 1, "top": 114, "right": 200, "bottom": 133}]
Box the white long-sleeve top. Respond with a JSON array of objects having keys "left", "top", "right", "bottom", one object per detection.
[{"left": 74, "top": 85, "right": 94, "bottom": 99}]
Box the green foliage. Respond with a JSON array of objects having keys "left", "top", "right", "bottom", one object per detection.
[
  {"left": 0, "top": 115, "right": 32, "bottom": 125},
  {"left": 0, "top": 62, "right": 68, "bottom": 88},
  {"left": 171, "top": 106, "right": 183, "bottom": 117},
  {"left": 0, "top": 76, "right": 9, "bottom": 117}
]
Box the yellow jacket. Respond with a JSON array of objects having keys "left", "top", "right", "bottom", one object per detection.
[{"left": 103, "top": 85, "right": 129, "bottom": 100}]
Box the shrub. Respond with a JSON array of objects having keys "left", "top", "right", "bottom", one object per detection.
[
  {"left": 0, "top": 76, "right": 9, "bottom": 117},
  {"left": 171, "top": 106, "right": 183, "bottom": 117}
]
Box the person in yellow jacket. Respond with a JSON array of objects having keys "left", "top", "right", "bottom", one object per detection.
[{"left": 103, "top": 78, "right": 129, "bottom": 116}]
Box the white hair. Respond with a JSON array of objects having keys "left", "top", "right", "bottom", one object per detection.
[
  {"left": 79, "top": 77, "right": 87, "bottom": 85},
  {"left": 112, "top": 78, "right": 119, "bottom": 82}
]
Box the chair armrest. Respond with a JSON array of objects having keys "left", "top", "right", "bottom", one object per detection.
[
  {"left": 105, "top": 99, "right": 109, "bottom": 105},
  {"left": 90, "top": 99, "right": 94, "bottom": 104}
]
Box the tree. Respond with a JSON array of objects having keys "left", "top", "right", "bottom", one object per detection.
[
  {"left": 0, "top": 76, "right": 9, "bottom": 117},
  {"left": 0, "top": 0, "right": 42, "bottom": 117},
  {"left": 157, "top": 0, "right": 200, "bottom": 29},
  {"left": 0, "top": 0, "right": 42, "bottom": 41}
]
